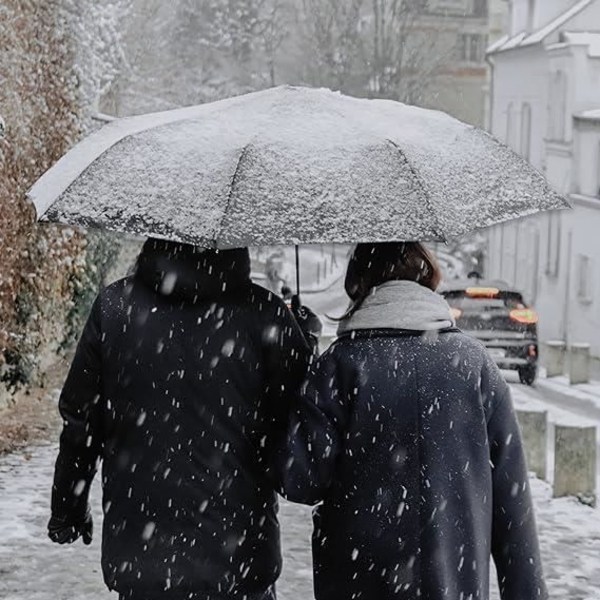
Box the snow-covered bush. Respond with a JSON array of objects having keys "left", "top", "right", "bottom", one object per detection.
[{"left": 0, "top": 1, "right": 126, "bottom": 398}]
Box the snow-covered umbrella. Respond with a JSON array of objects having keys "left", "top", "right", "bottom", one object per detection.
[{"left": 28, "top": 85, "right": 568, "bottom": 247}]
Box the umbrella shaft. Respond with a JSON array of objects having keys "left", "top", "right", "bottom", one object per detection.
[{"left": 295, "top": 245, "right": 300, "bottom": 297}]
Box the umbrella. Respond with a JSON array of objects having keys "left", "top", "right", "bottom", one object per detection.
[{"left": 28, "top": 85, "right": 568, "bottom": 248}]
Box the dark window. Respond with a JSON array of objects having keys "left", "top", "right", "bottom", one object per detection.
[
  {"left": 458, "top": 34, "right": 487, "bottom": 62},
  {"left": 473, "top": 0, "right": 488, "bottom": 17}
]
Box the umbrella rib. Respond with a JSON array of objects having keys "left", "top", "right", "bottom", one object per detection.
[
  {"left": 385, "top": 138, "right": 446, "bottom": 242},
  {"left": 216, "top": 143, "right": 252, "bottom": 245}
]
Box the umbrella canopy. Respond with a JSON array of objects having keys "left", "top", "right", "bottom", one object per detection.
[{"left": 28, "top": 86, "right": 568, "bottom": 247}]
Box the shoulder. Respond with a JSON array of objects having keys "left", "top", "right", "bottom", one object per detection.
[
  {"left": 101, "top": 276, "right": 135, "bottom": 297},
  {"left": 247, "top": 282, "right": 282, "bottom": 304},
  {"left": 313, "top": 335, "right": 364, "bottom": 376},
  {"left": 93, "top": 276, "right": 139, "bottom": 321},
  {"left": 440, "top": 330, "right": 491, "bottom": 361},
  {"left": 326, "top": 328, "right": 496, "bottom": 378},
  {"left": 442, "top": 331, "right": 511, "bottom": 415},
  {"left": 99, "top": 276, "right": 135, "bottom": 302}
]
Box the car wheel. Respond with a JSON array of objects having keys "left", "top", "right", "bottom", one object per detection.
[{"left": 518, "top": 365, "right": 537, "bottom": 386}]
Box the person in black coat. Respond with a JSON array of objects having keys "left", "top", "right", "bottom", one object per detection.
[
  {"left": 280, "top": 242, "right": 548, "bottom": 600},
  {"left": 48, "top": 238, "right": 311, "bottom": 600}
]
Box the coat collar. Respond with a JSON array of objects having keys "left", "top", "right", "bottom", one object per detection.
[
  {"left": 135, "top": 238, "right": 251, "bottom": 303},
  {"left": 337, "top": 280, "right": 455, "bottom": 335}
]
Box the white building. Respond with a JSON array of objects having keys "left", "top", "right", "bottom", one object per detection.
[{"left": 485, "top": 0, "right": 600, "bottom": 370}]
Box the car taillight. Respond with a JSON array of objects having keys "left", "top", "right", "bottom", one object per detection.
[
  {"left": 466, "top": 287, "right": 500, "bottom": 298},
  {"left": 450, "top": 307, "right": 462, "bottom": 320},
  {"left": 509, "top": 308, "right": 538, "bottom": 324}
]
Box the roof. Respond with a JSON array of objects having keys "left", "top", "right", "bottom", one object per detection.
[{"left": 487, "top": 0, "right": 595, "bottom": 54}]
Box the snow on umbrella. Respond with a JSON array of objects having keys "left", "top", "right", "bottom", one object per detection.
[{"left": 28, "top": 85, "right": 568, "bottom": 247}]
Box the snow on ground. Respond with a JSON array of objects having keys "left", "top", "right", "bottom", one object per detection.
[
  {"left": 0, "top": 441, "right": 313, "bottom": 600},
  {"left": 0, "top": 442, "right": 108, "bottom": 600},
  {"left": 1, "top": 419, "right": 599, "bottom": 599},
  {"left": 506, "top": 371, "right": 600, "bottom": 497}
]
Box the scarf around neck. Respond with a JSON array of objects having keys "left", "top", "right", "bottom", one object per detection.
[{"left": 337, "top": 280, "right": 455, "bottom": 335}]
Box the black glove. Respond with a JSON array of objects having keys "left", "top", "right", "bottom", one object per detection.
[
  {"left": 291, "top": 295, "right": 323, "bottom": 353},
  {"left": 48, "top": 508, "right": 93, "bottom": 545}
]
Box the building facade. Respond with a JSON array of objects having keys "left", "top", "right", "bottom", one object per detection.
[
  {"left": 485, "top": 0, "right": 600, "bottom": 365},
  {"left": 419, "top": 0, "right": 505, "bottom": 126}
]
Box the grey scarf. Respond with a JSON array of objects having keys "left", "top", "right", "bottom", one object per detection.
[{"left": 337, "top": 280, "right": 455, "bottom": 335}]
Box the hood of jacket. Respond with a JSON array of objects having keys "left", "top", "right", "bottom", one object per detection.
[
  {"left": 135, "top": 238, "right": 251, "bottom": 303},
  {"left": 337, "top": 279, "right": 454, "bottom": 335}
]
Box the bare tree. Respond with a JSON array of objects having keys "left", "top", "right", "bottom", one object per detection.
[
  {"left": 203, "top": 0, "right": 289, "bottom": 90},
  {"left": 297, "top": 0, "right": 453, "bottom": 104},
  {"left": 111, "top": 0, "right": 289, "bottom": 113},
  {"left": 260, "top": 0, "right": 287, "bottom": 86},
  {"left": 298, "top": 0, "right": 366, "bottom": 90}
]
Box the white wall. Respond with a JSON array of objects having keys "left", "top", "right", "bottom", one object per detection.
[
  {"left": 490, "top": 46, "right": 548, "bottom": 169},
  {"left": 534, "top": 0, "right": 576, "bottom": 29},
  {"left": 510, "top": 0, "right": 574, "bottom": 34},
  {"left": 487, "top": 8, "right": 600, "bottom": 360},
  {"left": 489, "top": 0, "right": 509, "bottom": 41},
  {"left": 574, "top": 121, "right": 600, "bottom": 196},
  {"left": 572, "top": 47, "right": 600, "bottom": 111},
  {"left": 566, "top": 199, "right": 600, "bottom": 349},
  {"left": 562, "top": 2, "right": 600, "bottom": 34},
  {"left": 510, "top": 0, "right": 531, "bottom": 34}
]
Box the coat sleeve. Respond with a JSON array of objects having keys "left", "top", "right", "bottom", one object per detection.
[
  {"left": 484, "top": 359, "right": 548, "bottom": 600},
  {"left": 278, "top": 347, "right": 350, "bottom": 505},
  {"left": 261, "top": 298, "right": 312, "bottom": 423},
  {"left": 258, "top": 297, "right": 312, "bottom": 481},
  {"left": 51, "top": 296, "right": 104, "bottom": 522}
]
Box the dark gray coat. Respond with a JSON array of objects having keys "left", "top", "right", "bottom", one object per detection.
[
  {"left": 51, "top": 241, "right": 311, "bottom": 599},
  {"left": 280, "top": 329, "right": 547, "bottom": 600}
]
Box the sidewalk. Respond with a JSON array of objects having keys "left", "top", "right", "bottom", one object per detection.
[
  {"left": 536, "top": 372, "right": 600, "bottom": 415},
  {"left": 1, "top": 441, "right": 599, "bottom": 599}
]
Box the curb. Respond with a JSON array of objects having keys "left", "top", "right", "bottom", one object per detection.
[{"left": 535, "top": 378, "right": 600, "bottom": 422}]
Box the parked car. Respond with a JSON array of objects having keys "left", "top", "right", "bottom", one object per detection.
[{"left": 440, "top": 280, "right": 539, "bottom": 385}]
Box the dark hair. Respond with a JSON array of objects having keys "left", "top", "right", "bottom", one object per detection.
[{"left": 339, "top": 242, "right": 442, "bottom": 320}]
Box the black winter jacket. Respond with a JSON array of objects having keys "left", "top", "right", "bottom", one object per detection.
[
  {"left": 281, "top": 329, "right": 548, "bottom": 600},
  {"left": 51, "top": 240, "right": 310, "bottom": 599}
]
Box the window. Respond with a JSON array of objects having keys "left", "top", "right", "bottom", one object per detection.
[
  {"left": 545, "top": 213, "right": 561, "bottom": 277},
  {"left": 433, "top": 0, "right": 469, "bottom": 12},
  {"left": 527, "top": 0, "right": 535, "bottom": 31},
  {"left": 597, "top": 142, "right": 600, "bottom": 197},
  {"left": 472, "top": 0, "right": 487, "bottom": 17},
  {"left": 520, "top": 103, "right": 532, "bottom": 160},
  {"left": 576, "top": 254, "right": 593, "bottom": 303},
  {"left": 548, "top": 71, "right": 567, "bottom": 141},
  {"left": 458, "top": 34, "right": 487, "bottom": 63},
  {"left": 506, "top": 102, "right": 516, "bottom": 149}
]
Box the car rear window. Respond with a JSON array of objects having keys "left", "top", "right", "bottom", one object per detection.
[{"left": 443, "top": 291, "right": 525, "bottom": 311}]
